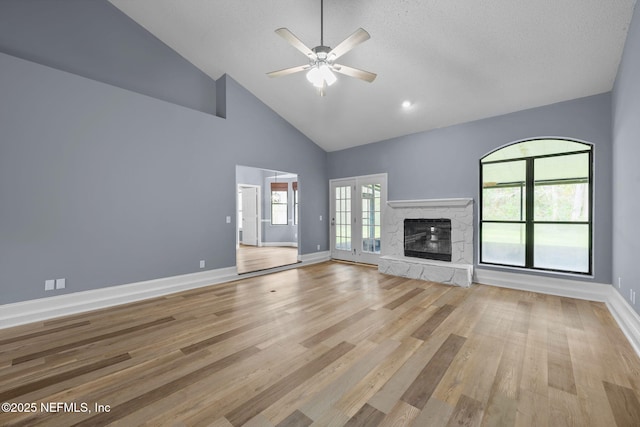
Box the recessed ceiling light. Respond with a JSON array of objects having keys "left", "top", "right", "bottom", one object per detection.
[{"left": 402, "top": 100, "right": 412, "bottom": 109}]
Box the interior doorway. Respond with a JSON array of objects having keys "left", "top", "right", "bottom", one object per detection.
[{"left": 236, "top": 165, "right": 300, "bottom": 274}]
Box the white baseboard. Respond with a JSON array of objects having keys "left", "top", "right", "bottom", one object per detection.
[
  {"left": 261, "top": 242, "right": 298, "bottom": 248},
  {"left": 0, "top": 267, "right": 238, "bottom": 329},
  {"left": 606, "top": 288, "right": 640, "bottom": 357},
  {"left": 474, "top": 268, "right": 611, "bottom": 301},
  {"left": 0, "top": 251, "right": 332, "bottom": 329},
  {"left": 299, "top": 251, "right": 330, "bottom": 264},
  {"left": 475, "top": 267, "right": 640, "bottom": 358}
]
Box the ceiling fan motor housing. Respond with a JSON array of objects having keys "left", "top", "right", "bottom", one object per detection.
[{"left": 311, "top": 45, "right": 332, "bottom": 64}]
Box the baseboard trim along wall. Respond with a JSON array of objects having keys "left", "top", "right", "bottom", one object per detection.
[
  {"left": 475, "top": 267, "right": 640, "bottom": 357},
  {"left": 474, "top": 268, "right": 611, "bottom": 302},
  {"left": 606, "top": 288, "right": 640, "bottom": 358},
  {"left": 261, "top": 242, "right": 299, "bottom": 247},
  {"left": 0, "top": 251, "right": 331, "bottom": 329},
  {"left": 299, "top": 251, "right": 330, "bottom": 264}
]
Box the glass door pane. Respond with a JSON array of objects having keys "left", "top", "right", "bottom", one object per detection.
[
  {"left": 335, "top": 185, "right": 352, "bottom": 251},
  {"left": 361, "top": 183, "right": 381, "bottom": 254},
  {"left": 330, "top": 180, "right": 355, "bottom": 262}
]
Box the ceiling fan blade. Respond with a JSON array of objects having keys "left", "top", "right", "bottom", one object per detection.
[
  {"left": 275, "top": 28, "right": 316, "bottom": 58},
  {"left": 266, "top": 65, "right": 310, "bottom": 78},
  {"left": 332, "top": 64, "right": 377, "bottom": 83},
  {"left": 328, "top": 28, "right": 370, "bottom": 60}
]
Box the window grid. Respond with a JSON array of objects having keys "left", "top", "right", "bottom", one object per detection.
[
  {"left": 361, "top": 184, "right": 381, "bottom": 254},
  {"left": 335, "top": 186, "right": 351, "bottom": 251}
]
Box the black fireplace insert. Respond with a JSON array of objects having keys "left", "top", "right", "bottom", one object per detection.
[{"left": 404, "top": 218, "right": 452, "bottom": 261}]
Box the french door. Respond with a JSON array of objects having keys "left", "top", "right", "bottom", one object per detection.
[{"left": 330, "top": 174, "right": 387, "bottom": 265}]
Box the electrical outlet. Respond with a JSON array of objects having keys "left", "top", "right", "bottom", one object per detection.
[
  {"left": 45, "top": 279, "right": 55, "bottom": 291},
  {"left": 319, "top": 215, "right": 322, "bottom": 221},
  {"left": 226, "top": 216, "right": 231, "bottom": 224},
  {"left": 317, "top": 244, "right": 320, "bottom": 250},
  {"left": 56, "top": 278, "right": 66, "bottom": 289},
  {"left": 618, "top": 277, "right": 622, "bottom": 288},
  {"left": 200, "top": 260, "right": 205, "bottom": 268}
]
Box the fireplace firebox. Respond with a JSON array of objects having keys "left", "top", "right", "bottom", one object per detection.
[{"left": 404, "top": 218, "right": 452, "bottom": 262}]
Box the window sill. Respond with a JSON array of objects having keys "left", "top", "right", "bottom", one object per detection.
[{"left": 477, "top": 262, "right": 594, "bottom": 280}]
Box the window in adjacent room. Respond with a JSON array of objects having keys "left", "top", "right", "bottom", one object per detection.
[
  {"left": 480, "top": 138, "right": 593, "bottom": 275},
  {"left": 271, "top": 182, "right": 288, "bottom": 225},
  {"left": 293, "top": 182, "right": 298, "bottom": 225},
  {"left": 237, "top": 189, "right": 243, "bottom": 230}
]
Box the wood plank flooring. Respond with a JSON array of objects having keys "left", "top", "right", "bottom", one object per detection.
[
  {"left": 236, "top": 245, "right": 299, "bottom": 274},
  {"left": 1, "top": 261, "right": 640, "bottom": 426}
]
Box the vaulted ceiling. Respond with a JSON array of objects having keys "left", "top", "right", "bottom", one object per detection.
[{"left": 110, "top": 0, "right": 637, "bottom": 152}]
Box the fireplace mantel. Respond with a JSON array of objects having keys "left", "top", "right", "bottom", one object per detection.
[
  {"left": 379, "top": 197, "right": 475, "bottom": 287},
  {"left": 387, "top": 198, "right": 473, "bottom": 209}
]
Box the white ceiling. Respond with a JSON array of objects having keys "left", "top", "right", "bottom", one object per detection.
[{"left": 109, "top": 0, "right": 637, "bottom": 152}]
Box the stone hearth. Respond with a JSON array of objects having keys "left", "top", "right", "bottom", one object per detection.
[{"left": 378, "top": 198, "right": 474, "bottom": 287}]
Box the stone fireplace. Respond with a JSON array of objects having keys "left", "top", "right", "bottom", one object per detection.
[{"left": 378, "top": 198, "right": 474, "bottom": 287}]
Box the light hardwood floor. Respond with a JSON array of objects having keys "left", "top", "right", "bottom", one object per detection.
[
  {"left": 236, "top": 245, "right": 299, "bottom": 274},
  {"left": 1, "top": 262, "right": 640, "bottom": 426}
]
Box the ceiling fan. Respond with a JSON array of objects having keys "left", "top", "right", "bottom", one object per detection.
[{"left": 266, "top": 0, "right": 377, "bottom": 95}]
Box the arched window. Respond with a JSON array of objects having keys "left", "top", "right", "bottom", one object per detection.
[{"left": 480, "top": 138, "right": 593, "bottom": 275}]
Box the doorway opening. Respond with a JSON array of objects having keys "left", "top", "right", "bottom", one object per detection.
[{"left": 236, "top": 165, "right": 300, "bottom": 274}]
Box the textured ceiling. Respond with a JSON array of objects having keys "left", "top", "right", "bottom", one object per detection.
[{"left": 109, "top": 0, "right": 636, "bottom": 152}]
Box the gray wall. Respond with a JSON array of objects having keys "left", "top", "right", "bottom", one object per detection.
[
  {"left": 613, "top": 3, "right": 640, "bottom": 313},
  {"left": 0, "top": 53, "right": 327, "bottom": 305},
  {"left": 328, "top": 93, "right": 613, "bottom": 284},
  {"left": 0, "top": 0, "right": 217, "bottom": 115}
]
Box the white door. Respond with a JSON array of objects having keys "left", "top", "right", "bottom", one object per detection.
[
  {"left": 241, "top": 186, "right": 259, "bottom": 246},
  {"left": 330, "top": 174, "right": 387, "bottom": 264}
]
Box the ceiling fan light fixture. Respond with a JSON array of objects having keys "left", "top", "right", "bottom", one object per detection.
[
  {"left": 306, "top": 64, "right": 336, "bottom": 88},
  {"left": 320, "top": 64, "right": 337, "bottom": 86},
  {"left": 306, "top": 66, "right": 324, "bottom": 87}
]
